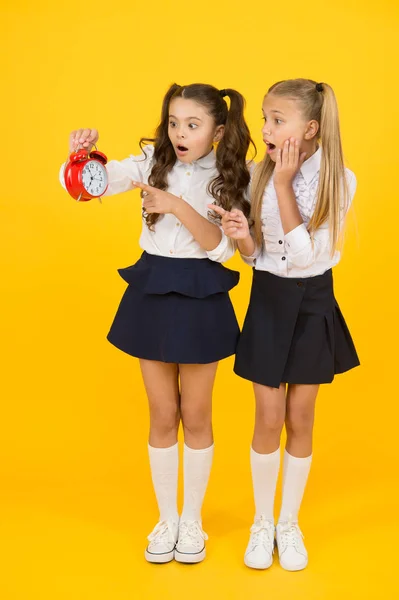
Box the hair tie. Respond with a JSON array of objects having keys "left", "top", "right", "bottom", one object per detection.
[
  {"left": 219, "top": 89, "right": 227, "bottom": 98},
  {"left": 316, "top": 82, "right": 324, "bottom": 92}
]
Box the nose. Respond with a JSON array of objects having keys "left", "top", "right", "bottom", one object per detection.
[
  {"left": 177, "top": 128, "right": 185, "bottom": 139},
  {"left": 262, "top": 122, "right": 271, "bottom": 136}
]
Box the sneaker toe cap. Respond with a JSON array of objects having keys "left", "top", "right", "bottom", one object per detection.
[
  {"left": 147, "top": 542, "right": 175, "bottom": 555},
  {"left": 176, "top": 543, "right": 204, "bottom": 554},
  {"left": 279, "top": 547, "right": 308, "bottom": 570}
]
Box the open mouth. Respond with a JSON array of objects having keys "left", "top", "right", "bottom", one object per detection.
[
  {"left": 265, "top": 142, "right": 276, "bottom": 153},
  {"left": 177, "top": 145, "right": 188, "bottom": 153}
]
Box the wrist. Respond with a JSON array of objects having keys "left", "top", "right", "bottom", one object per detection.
[
  {"left": 242, "top": 232, "right": 253, "bottom": 244},
  {"left": 238, "top": 234, "right": 255, "bottom": 253},
  {"left": 172, "top": 195, "right": 185, "bottom": 216},
  {"left": 274, "top": 180, "right": 294, "bottom": 191}
]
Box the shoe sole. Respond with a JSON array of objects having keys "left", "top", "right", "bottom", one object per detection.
[
  {"left": 174, "top": 547, "right": 206, "bottom": 564},
  {"left": 144, "top": 548, "right": 175, "bottom": 564}
]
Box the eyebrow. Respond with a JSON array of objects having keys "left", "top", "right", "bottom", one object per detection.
[
  {"left": 169, "top": 115, "right": 202, "bottom": 121},
  {"left": 262, "top": 109, "right": 285, "bottom": 115}
]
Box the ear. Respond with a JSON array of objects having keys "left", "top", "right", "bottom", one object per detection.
[
  {"left": 214, "top": 124, "right": 225, "bottom": 143},
  {"left": 304, "top": 119, "right": 319, "bottom": 141}
]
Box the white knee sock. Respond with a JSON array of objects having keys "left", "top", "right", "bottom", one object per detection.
[
  {"left": 278, "top": 450, "right": 312, "bottom": 523},
  {"left": 148, "top": 443, "right": 179, "bottom": 524},
  {"left": 180, "top": 443, "right": 214, "bottom": 523},
  {"left": 250, "top": 446, "right": 281, "bottom": 522}
]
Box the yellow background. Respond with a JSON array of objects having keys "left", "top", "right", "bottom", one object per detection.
[{"left": 1, "top": 0, "right": 398, "bottom": 598}]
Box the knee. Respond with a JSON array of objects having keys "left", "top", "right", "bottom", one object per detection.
[
  {"left": 180, "top": 406, "right": 211, "bottom": 437},
  {"left": 150, "top": 404, "right": 180, "bottom": 437},
  {"left": 255, "top": 408, "right": 285, "bottom": 435},
  {"left": 285, "top": 409, "right": 314, "bottom": 437}
]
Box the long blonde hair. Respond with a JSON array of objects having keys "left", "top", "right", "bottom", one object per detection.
[{"left": 251, "top": 79, "right": 349, "bottom": 255}]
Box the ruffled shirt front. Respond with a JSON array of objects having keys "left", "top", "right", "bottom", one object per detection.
[{"left": 243, "top": 148, "right": 357, "bottom": 277}]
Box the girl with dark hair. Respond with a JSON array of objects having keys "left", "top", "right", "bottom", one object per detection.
[{"left": 60, "top": 83, "right": 254, "bottom": 564}]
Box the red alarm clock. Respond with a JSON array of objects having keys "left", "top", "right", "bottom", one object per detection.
[{"left": 64, "top": 146, "right": 108, "bottom": 201}]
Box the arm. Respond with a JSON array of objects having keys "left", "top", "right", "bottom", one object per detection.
[
  {"left": 207, "top": 204, "right": 260, "bottom": 263},
  {"left": 237, "top": 234, "right": 257, "bottom": 258},
  {"left": 174, "top": 197, "right": 238, "bottom": 262},
  {"left": 283, "top": 170, "right": 357, "bottom": 269},
  {"left": 103, "top": 153, "right": 153, "bottom": 196},
  {"left": 274, "top": 138, "right": 356, "bottom": 269},
  {"left": 273, "top": 138, "right": 306, "bottom": 235},
  {"left": 273, "top": 183, "right": 303, "bottom": 235},
  {"left": 133, "top": 181, "right": 234, "bottom": 260},
  {"left": 173, "top": 199, "right": 223, "bottom": 252}
]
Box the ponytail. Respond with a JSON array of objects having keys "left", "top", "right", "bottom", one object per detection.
[
  {"left": 210, "top": 88, "right": 256, "bottom": 218},
  {"left": 308, "top": 83, "right": 348, "bottom": 253}
]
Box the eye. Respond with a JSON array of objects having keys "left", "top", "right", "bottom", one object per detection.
[
  {"left": 275, "top": 119, "right": 283, "bottom": 125},
  {"left": 188, "top": 123, "right": 198, "bottom": 129},
  {"left": 262, "top": 116, "right": 266, "bottom": 122},
  {"left": 169, "top": 121, "right": 177, "bottom": 128}
]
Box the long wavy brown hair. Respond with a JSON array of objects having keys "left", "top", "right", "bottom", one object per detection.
[
  {"left": 139, "top": 83, "right": 256, "bottom": 230},
  {"left": 251, "top": 79, "right": 349, "bottom": 255}
]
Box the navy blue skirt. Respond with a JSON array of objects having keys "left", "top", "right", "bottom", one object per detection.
[
  {"left": 107, "top": 252, "right": 240, "bottom": 364},
  {"left": 234, "top": 268, "right": 360, "bottom": 388}
]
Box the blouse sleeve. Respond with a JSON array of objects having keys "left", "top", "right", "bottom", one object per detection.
[
  {"left": 206, "top": 230, "right": 237, "bottom": 263},
  {"left": 284, "top": 169, "right": 357, "bottom": 269}
]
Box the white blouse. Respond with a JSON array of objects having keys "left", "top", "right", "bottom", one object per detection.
[
  {"left": 244, "top": 148, "right": 357, "bottom": 277},
  {"left": 59, "top": 144, "right": 234, "bottom": 263}
]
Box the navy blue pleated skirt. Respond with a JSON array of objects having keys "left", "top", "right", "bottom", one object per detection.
[
  {"left": 234, "top": 268, "right": 360, "bottom": 388},
  {"left": 107, "top": 252, "right": 240, "bottom": 364}
]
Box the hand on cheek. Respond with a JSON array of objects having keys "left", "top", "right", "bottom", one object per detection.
[{"left": 274, "top": 138, "right": 307, "bottom": 187}]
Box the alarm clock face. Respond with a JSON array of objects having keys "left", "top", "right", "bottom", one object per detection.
[{"left": 81, "top": 160, "right": 108, "bottom": 196}]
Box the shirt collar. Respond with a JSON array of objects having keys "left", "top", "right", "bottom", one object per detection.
[
  {"left": 299, "top": 146, "right": 321, "bottom": 185},
  {"left": 176, "top": 148, "right": 216, "bottom": 170}
]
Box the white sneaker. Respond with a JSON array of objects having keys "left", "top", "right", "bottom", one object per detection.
[
  {"left": 174, "top": 520, "right": 208, "bottom": 564},
  {"left": 276, "top": 517, "right": 308, "bottom": 571},
  {"left": 144, "top": 520, "right": 179, "bottom": 564},
  {"left": 244, "top": 516, "right": 275, "bottom": 569}
]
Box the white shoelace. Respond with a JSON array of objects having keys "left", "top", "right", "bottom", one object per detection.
[
  {"left": 178, "top": 520, "right": 208, "bottom": 549},
  {"left": 248, "top": 516, "right": 275, "bottom": 551},
  {"left": 147, "top": 520, "right": 176, "bottom": 548},
  {"left": 278, "top": 518, "right": 304, "bottom": 551}
]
